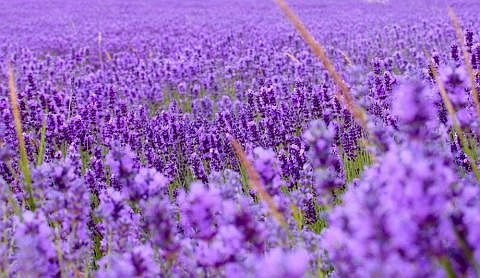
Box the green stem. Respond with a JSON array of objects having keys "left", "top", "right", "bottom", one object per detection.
[
  {"left": 36, "top": 111, "right": 48, "bottom": 166},
  {"left": 439, "top": 256, "right": 457, "bottom": 278}
]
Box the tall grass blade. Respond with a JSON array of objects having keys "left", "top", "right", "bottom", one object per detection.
[
  {"left": 230, "top": 138, "right": 288, "bottom": 229},
  {"left": 284, "top": 52, "right": 301, "bottom": 63},
  {"left": 338, "top": 50, "right": 353, "bottom": 66},
  {"left": 273, "top": 0, "right": 367, "bottom": 129},
  {"left": 36, "top": 112, "right": 47, "bottom": 166},
  {"left": 425, "top": 51, "right": 480, "bottom": 181},
  {"left": 7, "top": 63, "right": 36, "bottom": 210},
  {"left": 448, "top": 7, "right": 480, "bottom": 120},
  {"left": 98, "top": 31, "right": 104, "bottom": 67}
]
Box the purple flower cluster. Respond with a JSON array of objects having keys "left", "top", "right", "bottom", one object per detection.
[
  {"left": 303, "top": 120, "right": 344, "bottom": 204},
  {"left": 1, "top": 0, "right": 480, "bottom": 277},
  {"left": 322, "top": 143, "right": 461, "bottom": 276},
  {"left": 13, "top": 211, "right": 60, "bottom": 277}
]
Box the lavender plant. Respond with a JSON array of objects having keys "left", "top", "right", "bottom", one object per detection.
[{"left": 1, "top": 0, "right": 480, "bottom": 277}]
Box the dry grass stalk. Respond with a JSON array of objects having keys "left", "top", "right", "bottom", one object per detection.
[
  {"left": 448, "top": 7, "right": 480, "bottom": 120},
  {"left": 105, "top": 50, "right": 112, "bottom": 61},
  {"left": 230, "top": 138, "right": 287, "bottom": 228},
  {"left": 7, "top": 62, "right": 35, "bottom": 210},
  {"left": 284, "top": 51, "right": 301, "bottom": 63},
  {"left": 273, "top": 0, "right": 367, "bottom": 128},
  {"left": 98, "top": 31, "right": 104, "bottom": 66},
  {"left": 426, "top": 52, "right": 457, "bottom": 120},
  {"left": 338, "top": 50, "right": 353, "bottom": 66},
  {"left": 426, "top": 51, "right": 480, "bottom": 181}
]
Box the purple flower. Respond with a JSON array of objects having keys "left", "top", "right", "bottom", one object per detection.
[
  {"left": 179, "top": 182, "right": 221, "bottom": 240},
  {"left": 195, "top": 225, "right": 243, "bottom": 268},
  {"left": 106, "top": 143, "right": 138, "bottom": 189},
  {"left": 131, "top": 167, "right": 169, "bottom": 204},
  {"left": 256, "top": 248, "right": 309, "bottom": 278},
  {"left": 303, "top": 120, "right": 344, "bottom": 201},
  {"left": 253, "top": 147, "right": 283, "bottom": 195},
  {"left": 303, "top": 120, "right": 337, "bottom": 168},
  {"left": 439, "top": 66, "right": 469, "bottom": 109},
  {"left": 392, "top": 81, "right": 435, "bottom": 140},
  {"left": 143, "top": 197, "right": 179, "bottom": 255},
  {"left": 31, "top": 158, "right": 91, "bottom": 270},
  {"left": 13, "top": 211, "right": 60, "bottom": 277},
  {"left": 97, "top": 245, "right": 159, "bottom": 278},
  {"left": 0, "top": 145, "right": 13, "bottom": 162},
  {"left": 322, "top": 143, "right": 460, "bottom": 277},
  {"left": 97, "top": 188, "right": 142, "bottom": 253}
]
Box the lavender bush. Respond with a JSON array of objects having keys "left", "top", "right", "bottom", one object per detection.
[{"left": 1, "top": 0, "right": 480, "bottom": 276}]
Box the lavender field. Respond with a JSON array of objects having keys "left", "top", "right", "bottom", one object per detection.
[{"left": 1, "top": 0, "right": 480, "bottom": 277}]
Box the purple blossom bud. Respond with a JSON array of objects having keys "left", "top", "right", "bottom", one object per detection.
[
  {"left": 13, "top": 211, "right": 60, "bottom": 277},
  {"left": 256, "top": 248, "right": 309, "bottom": 278},
  {"left": 179, "top": 182, "right": 221, "bottom": 240},
  {"left": 392, "top": 81, "right": 435, "bottom": 140}
]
